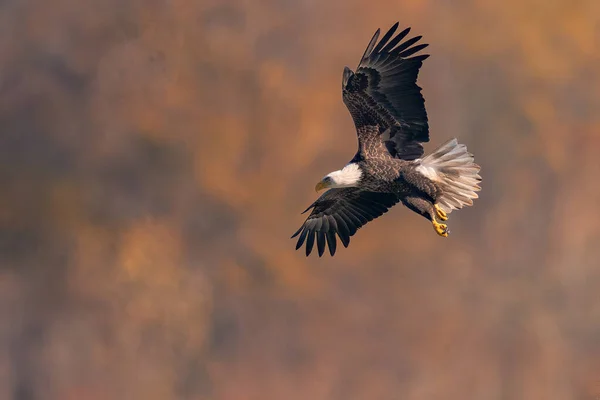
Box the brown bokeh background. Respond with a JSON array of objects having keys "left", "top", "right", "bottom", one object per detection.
[{"left": 1, "top": 0, "right": 600, "bottom": 399}]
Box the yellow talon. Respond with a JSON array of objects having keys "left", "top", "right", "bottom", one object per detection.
[
  {"left": 434, "top": 204, "right": 448, "bottom": 221},
  {"left": 432, "top": 220, "right": 449, "bottom": 237}
]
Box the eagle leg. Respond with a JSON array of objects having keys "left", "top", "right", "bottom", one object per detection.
[
  {"left": 434, "top": 204, "right": 448, "bottom": 221},
  {"left": 432, "top": 219, "right": 449, "bottom": 237}
]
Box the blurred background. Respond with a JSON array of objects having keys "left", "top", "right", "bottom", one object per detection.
[{"left": 1, "top": 0, "right": 600, "bottom": 399}]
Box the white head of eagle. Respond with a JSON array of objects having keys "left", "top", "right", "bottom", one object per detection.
[{"left": 315, "top": 163, "right": 363, "bottom": 191}]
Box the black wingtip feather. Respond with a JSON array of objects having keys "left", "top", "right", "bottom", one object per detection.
[
  {"left": 411, "top": 54, "right": 430, "bottom": 62},
  {"left": 291, "top": 226, "right": 303, "bottom": 239},
  {"left": 371, "top": 22, "right": 399, "bottom": 55},
  {"left": 381, "top": 26, "right": 411, "bottom": 53},
  {"left": 301, "top": 203, "right": 315, "bottom": 214},
  {"left": 391, "top": 35, "right": 422, "bottom": 55},
  {"left": 361, "top": 28, "right": 381, "bottom": 62},
  {"left": 398, "top": 43, "right": 429, "bottom": 58},
  {"left": 295, "top": 228, "right": 308, "bottom": 250},
  {"left": 337, "top": 210, "right": 357, "bottom": 236},
  {"left": 340, "top": 209, "right": 362, "bottom": 231},
  {"left": 340, "top": 235, "right": 350, "bottom": 248},
  {"left": 333, "top": 215, "right": 349, "bottom": 240},
  {"left": 305, "top": 230, "right": 315, "bottom": 256},
  {"left": 326, "top": 231, "right": 337, "bottom": 256},
  {"left": 316, "top": 232, "right": 326, "bottom": 257}
]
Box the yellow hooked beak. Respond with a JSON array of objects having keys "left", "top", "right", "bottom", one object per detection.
[{"left": 315, "top": 180, "right": 329, "bottom": 192}]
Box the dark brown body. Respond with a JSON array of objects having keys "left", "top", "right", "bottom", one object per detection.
[{"left": 354, "top": 125, "right": 442, "bottom": 208}]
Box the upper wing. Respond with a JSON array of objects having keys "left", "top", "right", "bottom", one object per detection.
[
  {"left": 343, "top": 22, "right": 430, "bottom": 160},
  {"left": 291, "top": 188, "right": 400, "bottom": 257}
]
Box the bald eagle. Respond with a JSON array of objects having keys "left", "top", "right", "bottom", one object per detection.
[{"left": 292, "top": 22, "right": 482, "bottom": 257}]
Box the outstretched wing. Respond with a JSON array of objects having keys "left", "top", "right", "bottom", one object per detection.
[
  {"left": 343, "top": 22, "right": 430, "bottom": 160},
  {"left": 291, "top": 188, "right": 400, "bottom": 257}
]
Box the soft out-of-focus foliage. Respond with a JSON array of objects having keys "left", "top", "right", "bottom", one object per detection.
[{"left": 1, "top": 0, "right": 599, "bottom": 399}]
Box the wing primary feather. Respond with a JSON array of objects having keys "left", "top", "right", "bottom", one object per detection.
[
  {"left": 326, "top": 231, "right": 337, "bottom": 256},
  {"left": 340, "top": 208, "right": 363, "bottom": 230},
  {"left": 398, "top": 43, "right": 429, "bottom": 58},
  {"left": 345, "top": 204, "right": 369, "bottom": 224},
  {"left": 381, "top": 26, "right": 411, "bottom": 53},
  {"left": 313, "top": 217, "right": 323, "bottom": 231},
  {"left": 334, "top": 215, "right": 351, "bottom": 247},
  {"left": 316, "top": 232, "right": 326, "bottom": 257},
  {"left": 295, "top": 228, "right": 308, "bottom": 250},
  {"left": 360, "top": 28, "right": 380, "bottom": 62},
  {"left": 306, "top": 230, "right": 315, "bottom": 256},
  {"left": 391, "top": 35, "right": 422, "bottom": 55},
  {"left": 321, "top": 216, "right": 330, "bottom": 232},
  {"left": 407, "top": 54, "right": 430, "bottom": 63},
  {"left": 291, "top": 225, "right": 303, "bottom": 239},
  {"left": 305, "top": 219, "right": 317, "bottom": 230},
  {"left": 301, "top": 203, "right": 315, "bottom": 214},
  {"left": 336, "top": 209, "right": 358, "bottom": 235},
  {"left": 371, "top": 22, "right": 399, "bottom": 55},
  {"left": 327, "top": 215, "right": 338, "bottom": 232}
]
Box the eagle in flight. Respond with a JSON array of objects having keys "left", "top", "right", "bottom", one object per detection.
[{"left": 292, "top": 22, "right": 482, "bottom": 257}]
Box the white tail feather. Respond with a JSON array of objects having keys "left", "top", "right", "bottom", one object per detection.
[{"left": 416, "top": 139, "right": 482, "bottom": 214}]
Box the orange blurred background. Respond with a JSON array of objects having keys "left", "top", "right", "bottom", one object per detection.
[{"left": 1, "top": 0, "right": 600, "bottom": 399}]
